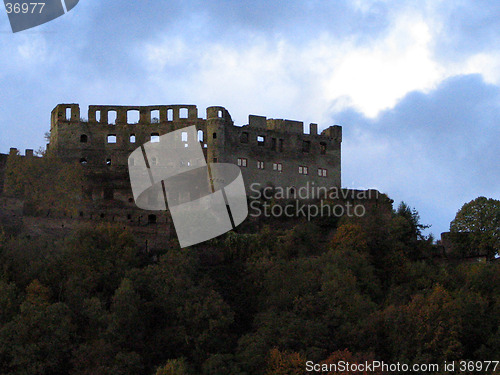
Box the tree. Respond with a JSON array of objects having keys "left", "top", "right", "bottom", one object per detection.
[
  {"left": 378, "top": 284, "right": 463, "bottom": 363},
  {"left": 155, "top": 358, "right": 191, "bottom": 375},
  {"left": 62, "top": 224, "right": 138, "bottom": 308},
  {"left": 0, "top": 281, "right": 20, "bottom": 325},
  {"left": 450, "top": 197, "right": 500, "bottom": 259},
  {"left": 0, "top": 280, "right": 76, "bottom": 374},
  {"left": 395, "top": 201, "right": 430, "bottom": 241},
  {"left": 3, "top": 152, "right": 86, "bottom": 216},
  {"left": 265, "top": 348, "right": 306, "bottom": 374},
  {"left": 106, "top": 278, "right": 144, "bottom": 350},
  {"left": 318, "top": 349, "right": 383, "bottom": 374}
]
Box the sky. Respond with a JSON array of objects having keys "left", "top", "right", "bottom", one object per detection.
[{"left": 0, "top": 0, "right": 499, "bottom": 238}]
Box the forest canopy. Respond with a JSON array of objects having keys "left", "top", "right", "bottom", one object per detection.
[{"left": 0, "top": 195, "right": 498, "bottom": 374}]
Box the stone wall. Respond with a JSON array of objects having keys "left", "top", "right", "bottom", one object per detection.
[{"left": 48, "top": 103, "right": 342, "bottom": 203}]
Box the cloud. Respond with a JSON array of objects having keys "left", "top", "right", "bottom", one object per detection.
[
  {"left": 334, "top": 74, "right": 500, "bottom": 236},
  {"left": 323, "top": 12, "right": 443, "bottom": 117},
  {"left": 431, "top": 0, "right": 500, "bottom": 60}
]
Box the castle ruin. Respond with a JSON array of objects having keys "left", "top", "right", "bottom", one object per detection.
[
  {"left": 0, "top": 104, "right": 347, "bottom": 249},
  {"left": 47, "top": 103, "right": 342, "bottom": 203}
]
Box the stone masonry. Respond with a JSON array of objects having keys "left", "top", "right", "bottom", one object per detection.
[{"left": 47, "top": 103, "right": 342, "bottom": 204}]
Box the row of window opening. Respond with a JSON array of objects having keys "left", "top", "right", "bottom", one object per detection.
[
  {"left": 80, "top": 158, "right": 113, "bottom": 166},
  {"left": 80, "top": 130, "right": 205, "bottom": 144},
  {"left": 237, "top": 158, "right": 327, "bottom": 177},
  {"left": 239, "top": 132, "right": 327, "bottom": 154},
  {"left": 67, "top": 108, "right": 191, "bottom": 123},
  {"left": 78, "top": 210, "right": 158, "bottom": 224},
  {"left": 82, "top": 157, "right": 194, "bottom": 167}
]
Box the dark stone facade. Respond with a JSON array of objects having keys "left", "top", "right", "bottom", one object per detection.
[{"left": 47, "top": 103, "right": 342, "bottom": 202}]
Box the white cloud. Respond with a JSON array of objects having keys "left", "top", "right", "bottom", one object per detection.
[
  {"left": 145, "top": 37, "right": 188, "bottom": 71},
  {"left": 323, "top": 13, "right": 443, "bottom": 118},
  {"left": 461, "top": 52, "right": 500, "bottom": 85},
  {"left": 141, "top": 9, "right": 500, "bottom": 125}
]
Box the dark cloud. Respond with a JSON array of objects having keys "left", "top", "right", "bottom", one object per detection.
[
  {"left": 334, "top": 74, "right": 500, "bottom": 236},
  {"left": 432, "top": 1, "right": 500, "bottom": 61}
]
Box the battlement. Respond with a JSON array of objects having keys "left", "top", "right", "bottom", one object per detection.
[
  {"left": 51, "top": 104, "right": 203, "bottom": 127},
  {"left": 246, "top": 114, "right": 340, "bottom": 140},
  {"left": 51, "top": 104, "right": 339, "bottom": 139},
  {"left": 46, "top": 103, "right": 342, "bottom": 204}
]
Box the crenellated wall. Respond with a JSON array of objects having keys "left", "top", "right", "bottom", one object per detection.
[{"left": 47, "top": 103, "right": 342, "bottom": 204}]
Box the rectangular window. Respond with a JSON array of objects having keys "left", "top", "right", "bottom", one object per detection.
[
  {"left": 318, "top": 168, "right": 327, "bottom": 177},
  {"left": 237, "top": 158, "right": 247, "bottom": 167},
  {"left": 299, "top": 166, "right": 308, "bottom": 175},
  {"left": 151, "top": 133, "right": 160, "bottom": 143},
  {"left": 257, "top": 161, "right": 264, "bottom": 169},
  {"left": 107, "top": 134, "right": 117, "bottom": 144},
  {"left": 257, "top": 135, "right": 265, "bottom": 146},
  {"left": 273, "top": 163, "right": 282, "bottom": 172}
]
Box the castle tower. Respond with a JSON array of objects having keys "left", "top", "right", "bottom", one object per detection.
[{"left": 206, "top": 106, "right": 232, "bottom": 164}]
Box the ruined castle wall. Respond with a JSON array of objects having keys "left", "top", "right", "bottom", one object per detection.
[
  {"left": 48, "top": 104, "right": 208, "bottom": 204},
  {"left": 48, "top": 104, "right": 342, "bottom": 203},
  {"left": 50, "top": 104, "right": 207, "bottom": 167},
  {"left": 0, "top": 154, "right": 8, "bottom": 195},
  {"left": 214, "top": 112, "right": 342, "bottom": 192}
]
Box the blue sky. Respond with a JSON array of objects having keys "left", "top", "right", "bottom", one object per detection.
[{"left": 0, "top": 0, "right": 499, "bottom": 238}]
